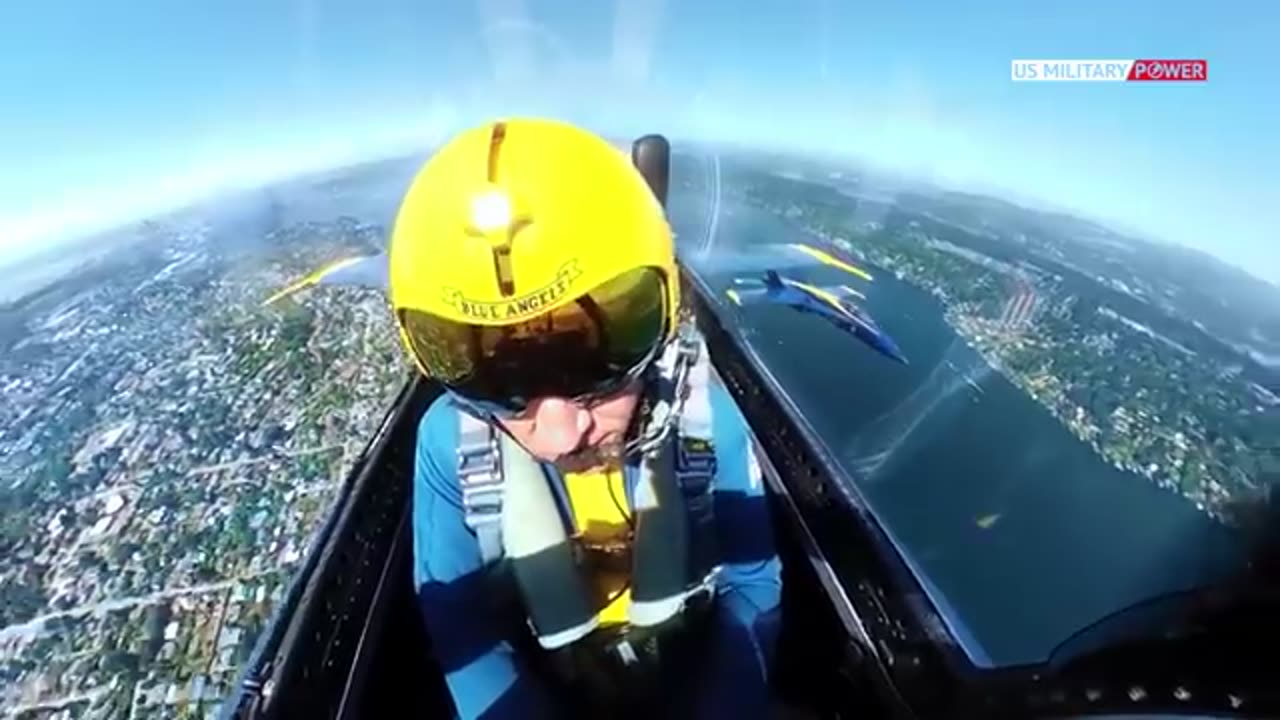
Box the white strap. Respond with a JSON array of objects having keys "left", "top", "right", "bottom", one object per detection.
[
  {"left": 677, "top": 333, "right": 714, "bottom": 441},
  {"left": 456, "top": 410, "right": 504, "bottom": 564}
]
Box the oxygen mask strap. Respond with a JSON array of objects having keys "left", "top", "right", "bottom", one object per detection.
[{"left": 626, "top": 321, "right": 701, "bottom": 457}]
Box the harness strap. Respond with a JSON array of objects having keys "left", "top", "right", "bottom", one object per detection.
[
  {"left": 457, "top": 410, "right": 504, "bottom": 564},
  {"left": 672, "top": 332, "right": 719, "bottom": 605}
]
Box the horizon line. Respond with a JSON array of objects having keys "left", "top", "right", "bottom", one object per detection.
[{"left": 1, "top": 140, "right": 1276, "bottom": 294}]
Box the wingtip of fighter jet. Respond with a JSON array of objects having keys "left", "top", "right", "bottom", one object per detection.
[{"left": 787, "top": 242, "right": 874, "bottom": 282}]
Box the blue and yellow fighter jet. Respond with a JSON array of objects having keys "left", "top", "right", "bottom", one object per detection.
[
  {"left": 726, "top": 253, "right": 908, "bottom": 365},
  {"left": 260, "top": 253, "right": 386, "bottom": 306}
]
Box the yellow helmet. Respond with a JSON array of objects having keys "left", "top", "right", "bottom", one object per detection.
[{"left": 388, "top": 117, "right": 678, "bottom": 413}]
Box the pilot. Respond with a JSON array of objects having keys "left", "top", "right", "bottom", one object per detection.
[{"left": 387, "top": 117, "right": 782, "bottom": 719}]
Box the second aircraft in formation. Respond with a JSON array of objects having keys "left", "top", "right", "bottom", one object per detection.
[{"left": 724, "top": 243, "right": 908, "bottom": 365}]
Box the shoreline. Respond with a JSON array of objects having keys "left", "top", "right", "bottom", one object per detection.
[{"left": 751, "top": 200, "right": 1234, "bottom": 525}]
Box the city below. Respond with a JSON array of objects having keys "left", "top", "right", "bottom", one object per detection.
[{"left": 1, "top": 208, "right": 409, "bottom": 719}]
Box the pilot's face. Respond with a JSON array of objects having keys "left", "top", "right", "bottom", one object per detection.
[{"left": 497, "top": 382, "right": 642, "bottom": 473}]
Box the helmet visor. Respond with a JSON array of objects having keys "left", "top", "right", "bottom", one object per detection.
[{"left": 400, "top": 267, "right": 668, "bottom": 414}]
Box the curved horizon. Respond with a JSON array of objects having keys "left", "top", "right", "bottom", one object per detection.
[{"left": 1, "top": 0, "right": 1276, "bottom": 286}]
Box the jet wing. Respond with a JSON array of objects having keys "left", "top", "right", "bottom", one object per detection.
[
  {"left": 785, "top": 243, "right": 872, "bottom": 282},
  {"left": 786, "top": 278, "right": 864, "bottom": 313},
  {"left": 686, "top": 241, "right": 873, "bottom": 283},
  {"left": 725, "top": 274, "right": 865, "bottom": 308},
  {"left": 725, "top": 285, "right": 766, "bottom": 307},
  {"left": 262, "top": 253, "right": 387, "bottom": 307}
]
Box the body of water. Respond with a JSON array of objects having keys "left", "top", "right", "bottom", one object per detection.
[{"left": 673, "top": 198, "right": 1247, "bottom": 667}]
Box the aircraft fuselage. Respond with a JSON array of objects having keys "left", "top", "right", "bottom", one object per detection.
[{"left": 761, "top": 280, "right": 908, "bottom": 365}]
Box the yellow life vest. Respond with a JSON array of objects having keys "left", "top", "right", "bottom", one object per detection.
[{"left": 563, "top": 467, "right": 633, "bottom": 625}]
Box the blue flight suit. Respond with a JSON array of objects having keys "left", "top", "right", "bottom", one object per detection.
[{"left": 411, "top": 377, "right": 782, "bottom": 719}]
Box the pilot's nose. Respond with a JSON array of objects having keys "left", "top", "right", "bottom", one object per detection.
[{"left": 528, "top": 397, "right": 593, "bottom": 455}]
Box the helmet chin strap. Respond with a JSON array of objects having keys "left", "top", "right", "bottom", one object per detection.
[{"left": 625, "top": 319, "right": 700, "bottom": 458}]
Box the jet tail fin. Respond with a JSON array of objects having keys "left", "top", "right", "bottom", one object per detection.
[{"left": 764, "top": 269, "right": 784, "bottom": 289}]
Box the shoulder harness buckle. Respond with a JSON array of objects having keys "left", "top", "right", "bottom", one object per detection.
[{"left": 457, "top": 409, "right": 505, "bottom": 564}]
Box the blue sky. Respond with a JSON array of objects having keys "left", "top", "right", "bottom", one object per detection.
[{"left": 2, "top": 0, "right": 1277, "bottom": 282}]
